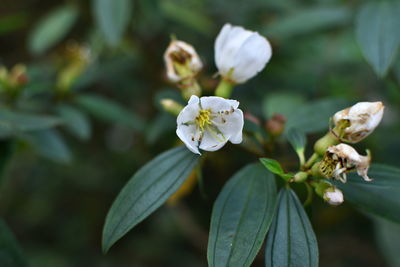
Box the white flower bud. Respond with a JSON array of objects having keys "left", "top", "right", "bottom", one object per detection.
[
  {"left": 323, "top": 187, "right": 344, "bottom": 206},
  {"left": 214, "top": 24, "right": 272, "bottom": 84},
  {"left": 176, "top": 96, "right": 244, "bottom": 154},
  {"left": 325, "top": 143, "right": 371, "bottom": 183},
  {"left": 164, "top": 40, "right": 203, "bottom": 83},
  {"left": 333, "top": 101, "right": 384, "bottom": 143}
]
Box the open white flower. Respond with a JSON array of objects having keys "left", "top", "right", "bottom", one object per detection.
[
  {"left": 176, "top": 96, "right": 244, "bottom": 154},
  {"left": 164, "top": 40, "right": 203, "bottom": 83},
  {"left": 324, "top": 143, "right": 371, "bottom": 183},
  {"left": 333, "top": 101, "right": 384, "bottom": 143},
  {"left": 323, "top": 187, "right": 344, "bottom": 206},
  {"left": 214, "top": 24, "right": 272, "bottom": 84}
]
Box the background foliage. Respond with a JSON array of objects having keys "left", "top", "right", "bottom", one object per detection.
[{"left": 0, "top": 0, "right": 400, "bottom": 266}]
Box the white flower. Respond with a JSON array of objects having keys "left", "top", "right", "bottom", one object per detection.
[
  {"left": 214, "top": 24, "right": 272, "bottom": 84},
  {"left": 176, "top": 95, "right": 244, "bottom": 154},
  {"left": 323, "top": 187, "right": 344, "bottom": 206},
  {"left": 333, "top": 101, "right": 384, "bottom": 143},
  {"left": 164, "top": 40, "right": 203, "bottom": 82},
  {"left": 325, "top": 143, "right": 371, "bottom": 183}
]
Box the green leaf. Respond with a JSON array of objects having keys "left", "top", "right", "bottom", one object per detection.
[
  {"left": 374, "top": 217, "right": 400, "bottom": 267},
  {"left": 57, "top": 104, "right": 91, "bottom": 141},
  {"left": 29, "top": 5, "right": 78, "bottom": 55},
  {"left": 25, "top": 129, "right": 72, "bottom": 164},
  {"left": 75, "top": 94, "right": 145, "bottom": 132},
  {"left": 265, "top": 187, "right": 319, "bottom": 267},
  {"left": 259, "top": 158, "right": 293, "bottom": 181},
  {"left": 286, "top": 128, "right": 306, "bottom": 165},
  {"left": 102, "top": 146, "right": 199, "bottom": 252},
  {"left": 286, "top": 128, "right": 306, "bottom": 151},
  {"left": 355, "top": 1, "right": 400, "bottom": 77},
  {"left": 265, "top": 6, "right": 350, "bottom": 40},
  {"left": 0, "top": 219, "right": 27, "bottom": 267},
  {"left": 260, "top": 158, "right": 284, "bottom": 176},
  {"left": 160, "top": 0, "right": 214, "bottom": 35},
  {"left": 0, "top": 109, "right": 62, "bottom": 138},
  {"left": 285, "top": 98, "right": 349, "bottom": 134},
  {"left": 262, "top": 92, "right": 305, "bottom": 119},
  {"left": 93, "top": 0, "right": 133, "bottom": 46},
  {"left": 334, "top": 164, "right": 400, "bottom": 223},
  {"left": 207, "top": 163, "right": 277, "bottom": 267}
]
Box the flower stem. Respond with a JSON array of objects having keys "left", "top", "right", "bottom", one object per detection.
[
  {"left": 303, "top": 152, "right": 319, "bottom": 170},
  {"left": 303, "top": 182, "right": 313, "bottom": 207},
  {"left": 215, "top": 78, "right": 234, "bottom": 98}
]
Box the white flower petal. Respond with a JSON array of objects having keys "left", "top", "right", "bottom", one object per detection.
[
  {"left": 231, "top": 33, "right": 272, "bottom": 83},
  {"left": 212, "top": 109, "right": 244, "bottom": 144},
  {"left": 333, "top": 101, "right": 384, "bottom": 143},
  {"left": 200, "top": 96, "right": 239, "bottom": 112},
  {"left": 214, "top": 24, "right": 272, "bottom": 83},
  {"left": 176, "top": 125, "right": 200, "bottom": 154},
  {"left": 199, "top": 130, "right": 228, "bottom": 152}
]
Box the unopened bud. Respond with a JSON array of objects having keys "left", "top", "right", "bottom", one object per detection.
[
  {"left": 323, "top": 187, "right": 344, "bottom": 206},
  {"left": 333, "top": 101, "right": 384, "bottom": 143},
  {"left": 160, "top": 99, "right": 183, "bottom": 116},
  {"left": 265, "top": 113, "right": 286, "bottom": 136}
]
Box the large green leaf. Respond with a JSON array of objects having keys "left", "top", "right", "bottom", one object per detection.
[
  {"left": 102, "top": 146, "right": 199, "bottom": 252},
  {"left": 265, "top": 187, "right": 319, "bottom": 267},
  {"left": 25, "top": 129, "right": 72, "bottom": 164},
  {"left": 75, "top": 94, "right": 145, "bottom": 132},
  {"left": 29, "top": 5, "right": 78, "bottom": 55},
  {"left": 262, "top": 92, "right": 305, "bottom": 119},
  {"left": 207, "top": 163, "right": 277, "bottom": 267},
  {"left": 355, "top": 1, "right": 400, "bottom": 77},
  {"left": 265, "top": 6, "right": 350, "bottom": 40},
  {"left": 0, "top": 219, "right": 27, "bottom": 267},
  {"left": 0, "top": 109, "right": 62, "bottom": 138},
  {"left": 57, "top": 104, "right": 91, "bottom": 141},
  {"left": 335, "top": 164, "right": 400, "bottom": 223},
  {"left": 285, "top": 98, "right": 348, "bottom": 134},
  {"left": 93, "top": 0, "right": 133, "bottom": 46}
]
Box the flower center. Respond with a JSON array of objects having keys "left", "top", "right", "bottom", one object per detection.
[{"left": 195, "top": 109, "right": 212, "bottom": 131}]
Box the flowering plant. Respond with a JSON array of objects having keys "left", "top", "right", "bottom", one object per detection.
[{"left": 102, "top": 24, "right": 395, "bottom": 267}]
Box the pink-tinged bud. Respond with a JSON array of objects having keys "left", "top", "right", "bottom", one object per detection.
[{"left": 333, "top": 101, "right": 384, "bottom": 143}]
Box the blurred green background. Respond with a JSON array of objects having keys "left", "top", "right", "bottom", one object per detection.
[{"left": 0, "top": 0, "right": 400, "bottom": 266}]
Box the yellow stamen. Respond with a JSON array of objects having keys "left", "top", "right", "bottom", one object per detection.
[{"left": 195, "top": 109, "right": 212, "bottom": 131}]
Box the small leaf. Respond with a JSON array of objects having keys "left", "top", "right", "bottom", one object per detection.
[
  {"left": 75, "top": 94, "right": 145, "bottom": 132},
  {"left": 102, "top": 146, "right": 199, "bottom": 252},
  {"left": 265, "top": 187, "right": 319, "bottom": 267},
  {"left": 286, "top": 128, "right": 306, "bottom": 165},
  {"left": 286, "top": 128, "right": 306, "bottom": 152},
  {"left": 355, "top": 1, "right": 400, "bottom": 77},
  {"left": 260, "top": 158, "right": 284, "bottom": 176},
  {"left": 29, "top": 5, "right": 78, "bottom": 55},
  {"left": 24, "top": 129, "right": 72, "bottom": 164},
  {"left": 334, "top": 164, "right": 400, "bottom": 224},
  {"left": 0, "top": 219, "right": 27, "bottom": 267},
  {"left": 93, "top": 0, "right": 133, "bottom": 46},
  {"left": 0, "top": 109, "right": 62, "bottom": 138},
  {"left": 285, "top": 98, "right": 349, "bottom": 134},
  {"left": 57, "top": 104, "right": 91, "bottom": 141},
  {"left": 207, "top": 163, "right": 277, "bottom": 267}
]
